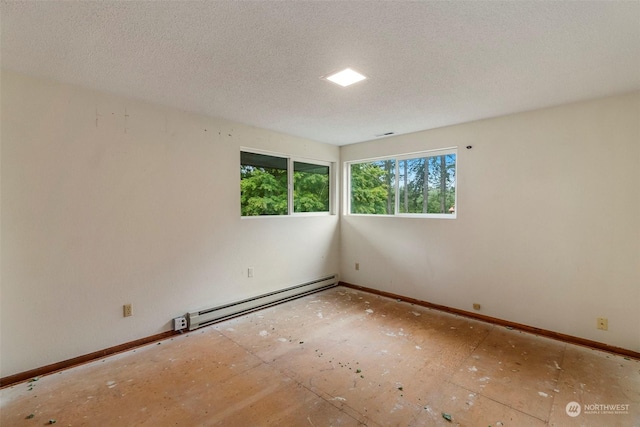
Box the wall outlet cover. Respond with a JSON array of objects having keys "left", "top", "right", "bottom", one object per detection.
[
  {"left": 597, "top": 317, "right": 608, "bottom": 331},
  {"left": 173, "top": 316, "right": 187, "bottom": 331}
]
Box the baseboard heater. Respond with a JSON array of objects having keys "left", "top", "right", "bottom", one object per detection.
[{"left": 186, "top": 274, "right": 338, "bottom": 331}]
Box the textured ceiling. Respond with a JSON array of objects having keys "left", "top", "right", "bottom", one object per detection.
[{"left": 2, "top": 1, "right": 639, "bottom": 145}]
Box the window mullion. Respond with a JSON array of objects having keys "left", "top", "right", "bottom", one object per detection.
[
  {"left": 394, "top": 160, "right": 400, "bottom": 215},
  {"left": 288, "top": 158, "right": 293, "bottom": 215}
]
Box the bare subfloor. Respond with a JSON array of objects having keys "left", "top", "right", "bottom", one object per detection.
[{"left": 2, "top": 287, "right": 639, "bottom": 426}]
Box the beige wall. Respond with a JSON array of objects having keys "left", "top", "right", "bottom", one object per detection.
[
  {"left": 341, "top": 92, "right": 640, "bottom": 352},
  {"left": 2, "top": 71, "right": 638, "bottom": 378},
  {"left": 0, "top": 71, "right": 340, "bottom": 377}
]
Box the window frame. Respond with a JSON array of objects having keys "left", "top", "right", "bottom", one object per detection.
[
  {"left": 346, "top": 147, "right": 457, "bottom": 219},
  {"left": 241, "top": 148, "right": 334, "bottom": 218}
]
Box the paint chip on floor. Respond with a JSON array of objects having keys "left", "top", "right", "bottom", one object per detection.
[
  {"left": 365, "top": 309, "right": 374, "bottom": 314},
  {"left": 538, "top": 391, "right": 548, "bottom": 397},
  {"left": 259, "top": 330, "right": 268, "bottom": 337}
]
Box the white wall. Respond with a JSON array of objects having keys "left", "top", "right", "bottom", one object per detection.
[
  {"left": 2, "top": 71, "right": 638, "bottom": 379},
  {"left": 0, "top": 71, "right": 340, "bottom": 377},
  {"left": 340, "top": 92, "right": 640, "bottom": 352}
]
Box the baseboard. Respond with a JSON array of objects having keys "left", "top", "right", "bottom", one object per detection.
[
  {"left": 0, "top": 330, "right": 180, "bottom": 389},
  {"left": 4, "top": 283, "right": 637, "bottom": 388},
  {"left": 340, "top": 281, "right": 640, "bottom": 360}
]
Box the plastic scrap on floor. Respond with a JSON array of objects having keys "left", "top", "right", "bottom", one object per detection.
[{"left": 442, "top": 412, "right": 452, "bottom": 422}]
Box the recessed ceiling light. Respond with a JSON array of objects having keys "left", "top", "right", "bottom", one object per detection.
[{"left": 324, "top": 68, "right": 367, "bottom": 87}]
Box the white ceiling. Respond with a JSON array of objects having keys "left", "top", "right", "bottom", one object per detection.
[{"left": 2, "top": 1, "right": 639, "bottom": 145}]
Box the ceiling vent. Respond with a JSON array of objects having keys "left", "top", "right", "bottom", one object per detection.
[{"left": 375, "top": 132, "right": 395, "bottom": 137}]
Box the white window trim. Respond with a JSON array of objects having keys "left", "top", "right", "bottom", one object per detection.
[{"left": 345, "top": 147, "right": 457, "bottom": 218}]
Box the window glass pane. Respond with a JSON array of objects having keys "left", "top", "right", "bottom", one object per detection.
[
  {"left": 241, "top": 152, "right": 288, "bottom": 216},
  {"left": 399, "top": 158, "right": 426, "bottom": 213},
  {"left": 294, "top": 161, "right": 330, "bottom": 213},
  {"left": 350, "top": 160, "right": 396, "bottom": 214},
  {"left": 399, "top": 154, "right": 456, "bottom": 214},
  {"left": 426, "top": 154, "right": 456, "bottom": 214}
]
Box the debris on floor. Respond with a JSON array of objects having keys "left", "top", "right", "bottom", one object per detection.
[{"left": 2, "top": 287, "right": 635, "bottom": 426}]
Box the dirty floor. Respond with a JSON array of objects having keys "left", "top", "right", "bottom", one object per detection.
[{"left": 2, "top": 286, "right": 639, "bottom": 426}]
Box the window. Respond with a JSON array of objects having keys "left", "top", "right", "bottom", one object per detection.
[
  {"left": 293, "top": 161, "right": 330, "bottom": 213},
  {"left": 350, "top": 159, "right": 396, "bottom": 215},
  {"left": 348, "top": 148, "right": 456, "bottom": 217},
  {"left": 241, "top": 152, "right": 288, "bottom": 216},
  {"left": 241, "top": 150, "right": 332, "bottom": 216}
]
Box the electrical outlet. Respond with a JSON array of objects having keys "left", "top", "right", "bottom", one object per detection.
[
  {"left": 173, "top": 316, "right": 187, "bottom": 331},
  {"left": 123, "top": 304, "right": 132, "bottom": 317},
  {"left": 473, "top": 303, "right": 481, "bottom": 310},
  {"left": 248, "top": 267, "right": 254, "bottom": 278},
  {"left": 355, "top": 262, "right": 360, "bottom": 271},
  {"left": 597, "top": 317, "right": 608, "bottom": 330}
]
